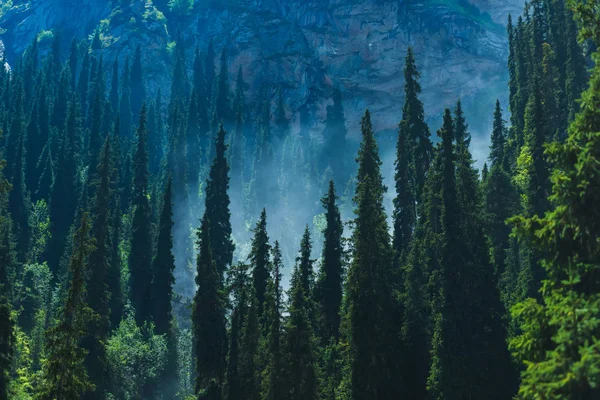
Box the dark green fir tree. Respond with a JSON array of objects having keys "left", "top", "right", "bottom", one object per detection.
[
  {"left": 193, "top": 214, "right": 228, "bottom": 399},
  {"left": 128, "top": 105, "right": 153, "bottom": 325}
]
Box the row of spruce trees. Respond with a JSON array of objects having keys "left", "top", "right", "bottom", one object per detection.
[{"left": 0, "top": 0, "right": 599, "bottom": 398}]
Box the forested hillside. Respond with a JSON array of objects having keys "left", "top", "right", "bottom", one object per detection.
[{"left": 0, "top": 0, "right": 598, "bottom": 399}]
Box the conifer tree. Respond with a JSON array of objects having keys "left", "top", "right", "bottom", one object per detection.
[
  {"left": 345, "top": 110, "right": 402, "bottom": 399},
  {"left": 399, "top": 207, "right": 431, "bottom": 398},
  {"left": 393, "top": 103, "right": 416, "bottom": 266},
  {"left": 315, "top": 181, "right": 344, "bottom": 343},
  {"left": 151, "top": 176, "right": 175, "bottom": 335},
  {"left": 151, "top": 176, "right": 178, "bottom": 397},
  {"left": 284, "top": 236, "right": 318, "bottom": 400},
  {"left": 262, "top": 241, "right": 284, "bottom": 400},
  {"left": 520, "top": 77, "right": 550, "bottom": 298},
  {"left": 204, "top": 125, "right": 235, "bottom": 277},
  {"left": 128, "top": 105, "right": 153, "bottom": 325},
  {"left": 486, "top": 101, "right": 519, "bottom": 280},
  {"left": 297, "top": 226, "right": 314, "bottom": 296},
  {"left": 48, "top": 101, "right": 80, "bottom": 277},
  {"left": 193, "top": 214, "right": 227, "bottom": 398},
  {"left": 400, "top": 47, "right": 432, "bottom": 204},
  {"left": 249, "top": 209, "right": 271, "bottom": 320},
  {"left": 84, "top": 137, "right": 112, "bottom": 399},
  {"left": 456, "top": 105, "right": 516, "bottom": 398},
  {"left": 39, "top": 213, "right": 95, "bottom": 400}
]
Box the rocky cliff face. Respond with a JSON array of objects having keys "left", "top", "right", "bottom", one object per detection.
[{"left": 0, "top": 0, "right": 523, "bottom": 143}]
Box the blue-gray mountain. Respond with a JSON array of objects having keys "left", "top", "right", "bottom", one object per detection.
[{"left": 1, "top": 0, "right": 523, "bottom": 136}]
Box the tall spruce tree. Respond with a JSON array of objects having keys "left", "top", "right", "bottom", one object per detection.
[
  {"left": 47, "top": 101, "right": 80, "bottom": 277},
  {"left": 84, "top": 137, "right": 112, "bottom": 399},
  {"left": 249, "top": 209, "right": 271, "bottom": 321},
  {"left": 345, "top": 110, "right": 402, "bottom": 399},
  {"left": 204, "top": 125, "right": 235, "bottom": 278},
  {"left": 393, "top": 102, "right": 417, "bottom": 265},
  {"left": 486, "top": 101, "right": 519, "bottom": 280},
  {"left": 193, "top": 214, "right": 228, "bottom": 399},
  {"left": 151, "top": 176, "right": 175, "bottom": 335},
  {"left": 39, "top": 213, "right": 96, "bottom": 400},
  {"left": 315, "top": 181, "right": 344, "bottom": 343},
  {"left": 128, "top": 105, "right": 153, "bottom": 325},
  {"left": 400, "top": 47, "right": 432, "bottom": 204},
  {"left": 151, "top": 176, "right": 178, "bottom": 398}
]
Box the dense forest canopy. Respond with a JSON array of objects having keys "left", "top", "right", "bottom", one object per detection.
[{"left": 0, "top": 0, "right": 599, "bottom": 399}]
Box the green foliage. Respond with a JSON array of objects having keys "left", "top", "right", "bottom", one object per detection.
[
  {"left": 345, "top": 110, "right": 402, "bottom": 399},
  {"left": 168, "top": 0, "right": 194, "bottom": 15},
  {"left": 284, "top": 234, "right": 319, "bottom": 400},
  {"left": 192, "top": 214, "right": 227, "bottom": 395},
  {"left": 129, "top": 105, "right": 153, "bottom": 326},
  {"left": 105, "top": 312, "right": 167, "bottom": 400},
  {"left": 315, "top": 182, "right": 344, "bottom": 344},
  {"left": 509, "top": 3, "right": 600, "bottom": 396},
  {"left": 0, "top": 0, "right": 595, "bottom": 397},
  {"left": 39, "top": 213, "right": 96, "bottom": 400},
  {"left": 28, "top": 200, "right": 51, "bottom": 264}
]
